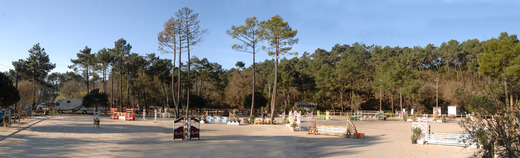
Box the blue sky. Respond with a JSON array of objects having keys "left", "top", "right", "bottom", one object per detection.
[{"left": 1, "top": 0, "right": 519, "bottom": 73}]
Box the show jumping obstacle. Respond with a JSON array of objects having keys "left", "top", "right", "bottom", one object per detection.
[{"left": 173, "top": 117, "right": 200, "bottom": 141}]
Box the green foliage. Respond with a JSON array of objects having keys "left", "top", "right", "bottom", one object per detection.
[
  {"left": 249, "top": 115, "right": 255, "bottom": 124},
  {"left": 21, "top": 43, "right": 56, "bottom": 105},
  {"left": 82, "top": 88, "right": 108, "bottom": 111},
  {"left": 235, "top": 61, "right": 245, "bottom": 69},
  {"left": 478, "top": 32, "right": 520, "bottom": 78},
  {"left": 227, "top": 16, "right": 262, "bottom": 54},
  {"left": 260, "top": 15, "right": 299, "bottom": 56},
  {"left": 25, "top": 44, "right": 56, "bottom": 84},
  {"left": 181, "top": 94, "right": 207, "bottom": 109},
  {"left": 69, "top": 46, "right": 95, "bottom": 93},
  {"left": 0, "top": 72, "right": 20, "bottom": 108},
  {"left": 467, "top": 94, "right": 496, "bottom": 115},
  {"left": 296, "top": 108, "right": 307, "bottom": 114},
  {"left": 350, "top": 93, "right": 363, "bottom": 111},
  {"left": 291, "top": 122, "right": 298, "bottom": 129},
  {"left": 243, "top": 92, "right": 267, "bottom": 109},
  {"left": 411, "top": 127, "right": 422, "bottom": 142}
]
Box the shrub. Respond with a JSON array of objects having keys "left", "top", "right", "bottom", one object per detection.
[
  {"left": 296, "top": 108, "right": 307, "bottom": 114},
  {"left": 460, "top": 113, "right": 520, "bottom": 157},
  {"left": 411, "top": 127, "right": 422, "bottom": 143}
]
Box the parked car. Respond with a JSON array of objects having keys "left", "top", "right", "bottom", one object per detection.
[
  {"left": 35, "top": 104, "right": 50, "bottom": 113},
  {"left": 0, "top": 109, "right": 12, "bottom": 123},
  {"left": 0, "top": 111, "right": 4, "bottom": 123}
]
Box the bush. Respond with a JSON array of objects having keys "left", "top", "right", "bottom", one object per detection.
[
  {"left": 249, "top": 115, "right": 255, "bottom": 124},
  {"left": 296, "top": 108, "right": 307, "bottom": 114},
  {"left": 460, "top": 113, "right": 520, "bottom": 157},
  {"left": 411, "top": 127, "right": 422, "bottom": 143},
  {"left": 385, "top": 112, "right": 393, "bottom": 118}
]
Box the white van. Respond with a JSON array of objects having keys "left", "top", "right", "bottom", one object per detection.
[{"left": 55, "top": 99, "right": 105, "bottom": 114}]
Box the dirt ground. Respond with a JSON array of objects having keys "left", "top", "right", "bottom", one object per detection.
[{"left": 0, "top": 115, "right": 476, "bottom": 158}]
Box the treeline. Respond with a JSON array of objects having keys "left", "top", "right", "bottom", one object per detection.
[
  {"left": 7, "top": 32, "right": 519, "bottom": 116},
  {"left": 4, "top": 8, "right": 520, "bottom": 117}
]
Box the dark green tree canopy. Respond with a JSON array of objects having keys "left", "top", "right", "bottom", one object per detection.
[
  {"left": 243, "top": 92, "right": 268, "bottom": 109},
  {"left": 181, "top": 94, "right": 206, "bottom": 109},
  {"left": 0, "top": 72, "right": 20, "bottom": 108},
  {"left": 26, "top": 43, "right": 56, "bottom": 84},
  {"left": 260, "top": 15, "right": 299, "bottom": 56},
  {"left": 467, "top": 94, "right": 496, "bottom": 116},
  {"left": 82, "top": 88, "right": 109, "bottom": 111},
  {"left": 479, "top": 32, "right": 520, "bottom": 78}
]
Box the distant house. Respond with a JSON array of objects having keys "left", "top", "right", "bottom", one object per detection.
[{"left": 294, "top": 102, "right": 317, "bottom": 111}]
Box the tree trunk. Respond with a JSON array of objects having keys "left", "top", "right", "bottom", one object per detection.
[
  {"left": 270, "top": 49, "right": 279, "bottom": 123},
  {"left": 172, "top": 51, "right": 177, "bottom": 117},
  {"left": 504, "top": 76, "right": 509, "bottom": 113},
  {"left": 331, "top": 94, "right": 335, "bottom": 114},
  {"left": 137, "top": 86, "right": 141, "bottom": 110},
  {"left": 350, "top": 90, "right": 353, "bottom": 112},
  {"left": 400, "top": 92, "right": 403, "bottom": 112},
  {"left": 144, "top": 88, "right": 147, "bottom": 111},
  {"left": 103, "top": 67, "right": 107, "bottom": 93},
  {"left": 391, "top": 95, "right": 394, "bottom": 113},
  {"left": 186, "top": 22, "right": 191, "bottom": 118},
  {"left": 284, "top": 89, "right": 288, "bottom": 113},
  {"left": 379, "top": 90, "right": 382, "bottom": 112},
  {"left": 86, "top": 65, "right": 89, "bottom": 94},
  {"left": 127, "top": 73, "right": 130, "bottom": 109},
  {"left": 340, "top": 91, "right": 344, "bottom": 113},
  {"left": 111, "top": 72, "right": 114, "bottom": 108},
  {"left": 250, "top": 50, "right": 256, "bottom": 118},
  {"left": 120, "top": 62, "right": 123, "bottom": 111},
  {"left": 32, "top": 77, "right": 36, "bottom": 114},
  {"left": 176, "top": 31, "right": 182, "bottom": 119}
]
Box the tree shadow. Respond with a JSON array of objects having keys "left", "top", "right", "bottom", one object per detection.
[
  {"left": 0, "top": 117, "right": 49, "bottom": 142},
  {"left": 162, "top": 134, "right": 384, "bottom": 157}
]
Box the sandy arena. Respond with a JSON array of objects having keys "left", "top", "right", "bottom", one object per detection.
[{"left": 0, "top": 115, "right": 476, "bottom": 157}]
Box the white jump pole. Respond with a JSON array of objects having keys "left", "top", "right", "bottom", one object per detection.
[
  {"left": 143, "top": 108, "right": 146, "bottom": 120},
  {"left": 154, "top": 108, "right": 157, "bottom": 122}
]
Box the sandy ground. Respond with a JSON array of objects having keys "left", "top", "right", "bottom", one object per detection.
[{"left": 0, "top": 115, "right": 476, "bottom": 158}]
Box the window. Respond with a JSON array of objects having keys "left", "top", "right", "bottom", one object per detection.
[{"left": 67, "top": 100, "right": 71, "bottom": 103}]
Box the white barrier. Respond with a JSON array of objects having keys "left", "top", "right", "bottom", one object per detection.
[
  {"left": 205, "top": 116, "right": 229, "bottom": 124},
  {"left": 425, "top": 133, "right": 476, "bottom": 148},
  {"left": 416, "top": 117, "right": 434, "bottom": 123},
  {"left": 316, "top": 125, "right": 347, "bottom": 136}
]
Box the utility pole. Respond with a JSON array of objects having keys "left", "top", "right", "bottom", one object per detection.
[{"left": 435, "top": 77, "right": 439, "bottom": 108}]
